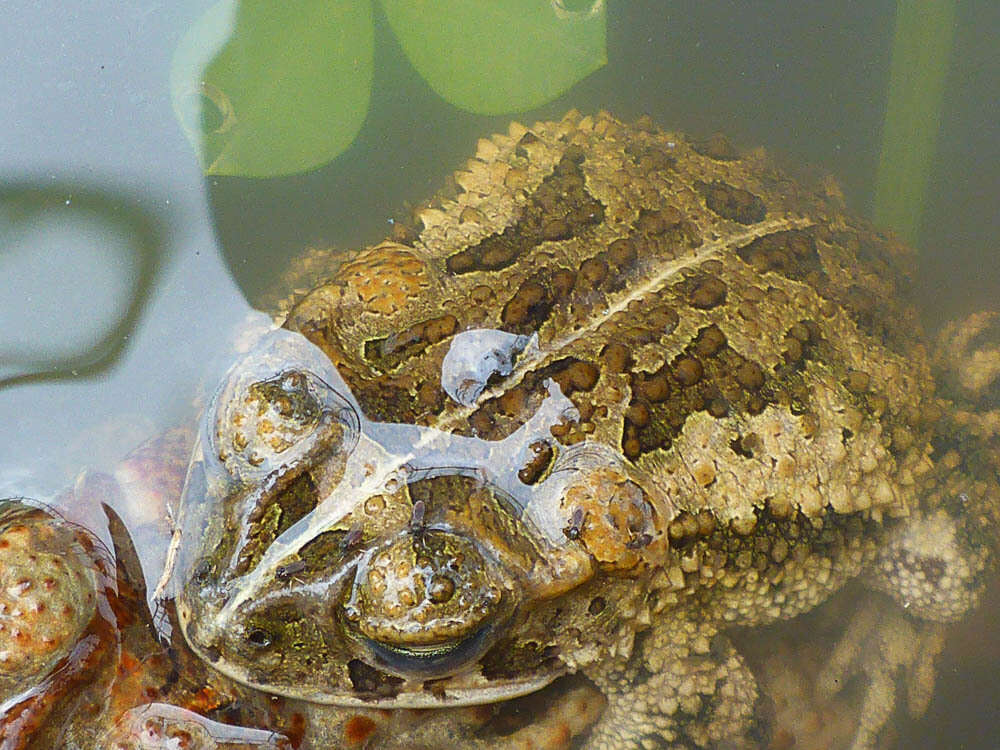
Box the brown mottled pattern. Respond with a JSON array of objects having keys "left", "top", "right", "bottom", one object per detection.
[
  {"left": 163, "top": 113, "right": 1000, "bottom": 748},
  {"left": 232, "top": 471, "right": 320, "bottom": 576},
  {"left": 285, "top": 111, "right": 934, "bottom": 530},
  {"left": 444, "top": 149, "right": 605, "bottom": 276},
  {"left": 362, "top": 314, "right": 457, "bottom": 374}
]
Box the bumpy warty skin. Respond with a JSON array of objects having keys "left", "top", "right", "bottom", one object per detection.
[{"left": 167, "top": 111, "right": 1000, "bottom": 749}]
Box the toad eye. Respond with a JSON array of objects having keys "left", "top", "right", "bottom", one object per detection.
[
  {"left": 207, "top": 342, "right": 360, "bottom": 483},
  {"left": 245, "top": 626, "right": 274, "bottom": 649},
  {"left": 359, "top": 622, "right": 498, "bottom": 678}
]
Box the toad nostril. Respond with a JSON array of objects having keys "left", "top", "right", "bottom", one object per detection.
[
  {"left": 192, "top": 558, "right": 213, "bottom": 584},
  {"left": 427, "top": 574, "right": 455, "bottom": 603}
]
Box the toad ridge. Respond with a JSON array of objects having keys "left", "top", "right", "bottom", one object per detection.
[{"left": 174, "top": 111, "right": 999, "bottom": 749}]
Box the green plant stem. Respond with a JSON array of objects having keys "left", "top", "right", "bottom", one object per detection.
[{"left": 874, "top": 0, "right": 956, "bottom": 245}]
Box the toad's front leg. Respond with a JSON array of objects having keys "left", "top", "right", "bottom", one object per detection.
[{"left": 583, "top": 612, "right": 766, "bottom": 750}]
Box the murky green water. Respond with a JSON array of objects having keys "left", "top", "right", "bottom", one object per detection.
[{"left": 2, "top": 1, "right": 997, "bottom": 747}]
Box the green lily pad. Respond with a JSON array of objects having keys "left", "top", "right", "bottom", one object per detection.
[
  {"left": 170, "top": 0, "right": 373, "bottom": 177},
  {"left": 381, "top": 0, "right": 606, "bottom": 115}
]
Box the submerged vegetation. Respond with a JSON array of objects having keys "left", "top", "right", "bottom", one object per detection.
[{"left": 874, "top": 0, "right": 956, "bottom": 245}]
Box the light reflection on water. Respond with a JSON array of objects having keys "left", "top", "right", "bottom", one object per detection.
[{"left": 1, "top": 1, "right": 997, "bottom": 749}]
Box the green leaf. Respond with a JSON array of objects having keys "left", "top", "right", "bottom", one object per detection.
[
  {"left": 171, "top": 0, "right": 374, "bottom": 177},
  {"left": 381, "top": 0, "right": 606, "bottom": 115}
]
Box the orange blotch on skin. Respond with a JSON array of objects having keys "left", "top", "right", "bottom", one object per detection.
[
  {"left": 336, "top": 243, "right": 430, "bottom": 315},
  {"left": 344, "top": 714, "right": 379, "bottom": 745}
]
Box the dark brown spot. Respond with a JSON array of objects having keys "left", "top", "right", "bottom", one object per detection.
[
  {"left": 588, "top": 597, "right": 606, "bottom": 615},
  {"left": 634, "top": 147, "right": 676, "bottom": 172},
  {"left": 668, "top": 511, "right": 700, "bottom": 547},
  {"left": 562, "top": 144, "right": 586, "bottom": 163},
  {"left": 707, "top": 397, "right": 730, "bottom": 417},
  {"left": 498, "top": 386, "right": 527, "bottom": 417},
  {"left": 783, "top": 336, "right": 804, "bottom": 364},
  {"left": 502, "top": 278, "right": 551, "bottom": 331},
  {"left": 577, "top": 257, "right": 609, "bottom": 290},
  {"left": 788, "top": 321, "right": 812, "bottom": 342},
  {"left": 518, "top": 440, "right": 554, "bottom": 485},
  {"left": 623, "top": 435, "right": 641, "bottom": 459},
  {"left": 557, "top": 361, "right": 600, "bottom": 393},
  {"left": 479, "top": 236, "right": 521, "bottom": 269},
  {"left": 646, "top": 304, "right": 680, "bottom": 335},
  {"left": 696, "top": 510, "right": 716, "bottom": 536},
  {"left": 735, "top": 361, "right": 765, "bottom": 390},
  {"left": 845, "top": 369, "right": 871, "bottom": 394},
  {"left": 699, "top": 180, "right": 766, "bottom": 224},
  {"left": 469, "top": 410, "right": 495, "bottom": 437},
  {"left": 416, "top": 381, "right": 443, "bottom": 409},
  {"left": 551, "top": 268, "right": 576, "bottom": 298},
  {"left": 673, "top": 357, "right": 704, "bottom": 387},
  {"left": 607, "top": 237, "right": 637, "bottom": 268},
  {"left": 542, "top": 217, "right": 571, "bottom": 241},
  {"left": 637, "top": 208, "right": 672, "bottom": 235},
  {"left": 601, "top": 342, "right": 632, "bottom": 372},
  {"left": 634, "top": 373, "right": 670, "bottom": 403},
  {"left": 445, "top": 249, "right": 477, "bottom": 274},
  {"left": 688, "top": 275, "right": 728, "bottom": 309},
  {"left": 693, "top": 133, "right": 741, "bottom": 161},
  {"left": 470, "top": 284, "right": 494, "bottom": 304},
  {"left": 738, "top": 229, "right": 825, "bottom": 285},
  {"left": 694, "top": 325, "right": 727, "bottom": 357},
  {"left": 625, "top": 401, "right": 651, "bottom": 428}
]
